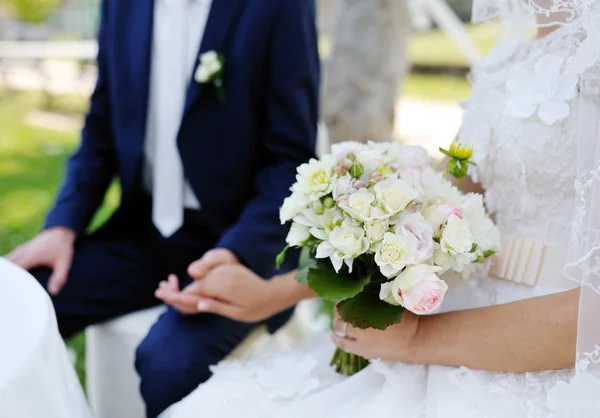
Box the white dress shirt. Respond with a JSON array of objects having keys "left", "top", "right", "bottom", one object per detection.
[{"left": 143, "top": 0, "right": 213, "bottom": 236}]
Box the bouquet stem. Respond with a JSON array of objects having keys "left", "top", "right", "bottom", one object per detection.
[{"left": 330, "top": 348, "right": 370, "bottom": 376}]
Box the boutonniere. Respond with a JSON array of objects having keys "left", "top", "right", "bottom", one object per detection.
[{"left": 194, "top": 50, "right": 226, "bottom": 104}]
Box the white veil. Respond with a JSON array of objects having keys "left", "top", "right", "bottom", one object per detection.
[{"left": 471, "top": 0, "right": 600, "bottom": 381}]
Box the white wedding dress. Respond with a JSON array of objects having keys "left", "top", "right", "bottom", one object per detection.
[{"left": 162, "top": 20, "right": 600, "bottom": 418}]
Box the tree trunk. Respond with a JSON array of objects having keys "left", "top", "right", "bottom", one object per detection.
[{"left": 322, "top": 0, "right": 411, "bottom": 144}]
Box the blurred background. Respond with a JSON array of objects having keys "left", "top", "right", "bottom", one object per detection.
[{"left": 0, "top": 0, "right": 497, "bottom": 385}]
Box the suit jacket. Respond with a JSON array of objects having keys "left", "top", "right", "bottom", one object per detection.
[{"left": 45, "top": 0, "right": 320, "bottom": 278}]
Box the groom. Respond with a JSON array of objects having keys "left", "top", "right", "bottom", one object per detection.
[{"left": 7, "top": 0, "right": 319, "bottom": 416}]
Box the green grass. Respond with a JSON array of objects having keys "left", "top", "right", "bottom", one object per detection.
[
  {"left": 320, "top": 23, "right": 498, "bottom": 69},
  {"left": 0, "top": 91, "right": 118, "bottom": 386},
  {"left": 409, "top": 23, "right": 498, "bottom": 67},
  {"left": 402, "top": 74, "right": 471, "bottom": 101}
]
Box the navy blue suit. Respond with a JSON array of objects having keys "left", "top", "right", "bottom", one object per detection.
[{"left": 32, "top": 0, "right": 319, "bottom": 416}]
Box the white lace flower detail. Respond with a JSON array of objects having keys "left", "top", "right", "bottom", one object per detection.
[
  {"left": 505, "top": 55, "right": 579, "bottom": 125},
  {"left": 255, "top": 353, "right": 320, "bottom": 399},
  {"left": 475, "top": 36, "right": 523, "bottom": 85}
]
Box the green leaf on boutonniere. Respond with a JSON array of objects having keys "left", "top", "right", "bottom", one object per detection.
[
  {"left": 306, "top": 262, "right": 371, "bottom": 303},
  {"left": 338, "top": 290, "right": 405, "bottom": 330}
]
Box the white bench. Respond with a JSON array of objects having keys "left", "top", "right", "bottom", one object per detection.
[
  {"left": 0, "top": 41, "right": 97, "bottom": 60},
  {"left": 0, "top": 41, "right": 97, "bottom": 96}
]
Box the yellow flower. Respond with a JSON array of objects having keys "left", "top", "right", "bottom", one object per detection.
[
  {"left": 448, "top": 142, "right": 474, "bottom": 160},
  {"left": 377, "top": 166, "right": 393, "bottom": 176}
]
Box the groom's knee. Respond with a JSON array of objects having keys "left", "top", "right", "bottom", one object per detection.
[{"left": 135, "top": 331, "right": 212, "bottom": 418}]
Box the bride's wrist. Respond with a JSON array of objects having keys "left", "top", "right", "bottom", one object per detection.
[
  {"left": 269, "top": 272, "right": 315, "bottom": 312},
  {"left": 409, "top": 314, "right": 441, "bottom": 365}
]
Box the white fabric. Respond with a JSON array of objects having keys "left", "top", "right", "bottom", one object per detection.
[
  {"left": 160, "top": 24, "right": 600, "bottom": 418},
  {"left": 0, "top": 258, "right": 92, "bottom": 418},
  {"left": 144, "top": 0, "right": 212, "bottom": 236}
]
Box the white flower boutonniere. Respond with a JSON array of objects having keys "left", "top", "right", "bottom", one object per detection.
[{"left": 194, "top": 50, "right": 226, "bottom": 103}]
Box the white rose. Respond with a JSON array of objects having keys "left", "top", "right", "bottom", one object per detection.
[
  {"left": 434, "top": 247, "right": 477, "bottom": 273},
  {"left": 399, "top": 166, "right": 425, "bottom": 197},
  {"left": 195, "top": 51, "right": 222, "bottom": 83},
  {"left": 374, "top": 178, "right": 418, "bottom": 216},
  {"left": 379, "top": 264, "right": 448, "bottom": 314},
  {"left": 460, "top": 193, "right": 500, "bottom": 253},
  {"left": 286, "top": 223, "right": 311, "bottom": 247},
  {"left": 395, "top": 145, "right": 431, "bottom": 168},
  {"left": 420, "top": 167, "right": 462, "bottom": 205},
  {"left": 194, "top": 66, "right": 211, "bottom": 83},
  {"left": 440, "top": 215, "right": 475, "bottom": 255},
  {"left": 200, "top": 50, "right": 219, "bottom": 65},
  {"left": 364, "top": 219, "right": 389, "bottom": 244},
  {"left": 368, "top": 142, "right": 430, "bottom": 169},
  {"left": 339, "top": 188, "right": 375, "bottom": 221},
  {"left": 395, "top": 212, "right": 434, "bottom": 263},
  {"left": 375, "top": 230, "right": 420, "bottom": 277},
  {"left": 355, "top": 148, "right": 382, "bottom": 174},
  {"left": 294, "top": 156, "right": 336, "bottom": 201},
  {"left": 293, "top": 208, "right": 343, "bottom": 240},
  {"left": 433, "top": 248, "right": 454, "bottom": 273},
  {"left": 280, "top": 193, "right": 309, "bottom": 224},
  {"left": 422, "top": 203, "right": 464, "bottom": 237},
  {"left": 332, "top": 174, "right": 358, "bottom": 201},
  {"left": 315, "top": 220, "right": 369, "bottom": 272},
  {"left": 331, "top": 141, "right": 366, "bottom": 158}
]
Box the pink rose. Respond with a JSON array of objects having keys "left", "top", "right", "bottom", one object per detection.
[
  {"left": 423, "top": 204, "right": 463, "bottom": 237},
  {"left": 395, "top": 212, "right": 434, "bottom": 264},
  {"left": 379, "top": 264, "right": 448, "bottom": 314}
]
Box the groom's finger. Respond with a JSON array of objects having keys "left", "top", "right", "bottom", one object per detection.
[{"left": 47, "top": 254, "right": 71, "bottom": 296}]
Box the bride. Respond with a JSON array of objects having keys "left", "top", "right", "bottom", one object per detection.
[{"left": 156, "top": 0, "right": 600, "bottom": 416}]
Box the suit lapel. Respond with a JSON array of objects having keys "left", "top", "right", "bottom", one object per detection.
[
  {"left": 127, "top": 0, "right": 155, "bottom": 157},
  {"left": 183, "top": 0, "right": 246, "bottom": 115}
]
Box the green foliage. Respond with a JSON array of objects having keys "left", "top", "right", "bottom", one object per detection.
[
  {"left": 0, "top": 91, "right": 120, "bottom": 389},
  {"left": 337, "top": 289, "right": 405, "bottom": 330},
  {"left": 307, "top": 263, "right": 371, "bottom": 303},
  {"left": 7, "top": 0, "right": 61, "bottom": 24}
]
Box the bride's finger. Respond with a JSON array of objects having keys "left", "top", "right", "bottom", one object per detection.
[
  {"left": 195, "top": 297, "right": 244, "bottom": 321},
  {"left": 331, "top": 332, "right": 358, "bottom": 353}
]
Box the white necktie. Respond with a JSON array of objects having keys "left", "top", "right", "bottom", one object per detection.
[{"left": 152, "top": 0, "right": 188, "bottom": 237}]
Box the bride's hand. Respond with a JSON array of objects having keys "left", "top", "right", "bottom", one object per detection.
[{"left": 332, "top": 309, "right": 421, "bottom": 363}]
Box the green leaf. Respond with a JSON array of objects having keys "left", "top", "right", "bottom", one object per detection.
[
  {"left": 483, "top": 249, "right": 497, "bottom": 258},
  {"left": 470, "top": 243, "right": 479, "bottom": 253},
  {"left": 338, "top": 290, "right": 406, "bottom": 330},
  {"left": 275, "top": 245, "right": 289, "bottom": 270},
  {"left": 307, "top": 267, "right": 371, "bottom": 303},
  {"left": 298, "top": 247, "right": 315, "bottom": 270},
  {"left": 296, "top": 267, "right": 309, "bottom": 285},
  {"left": 438, "top": 147, "right": 453, "bottom": 159}
]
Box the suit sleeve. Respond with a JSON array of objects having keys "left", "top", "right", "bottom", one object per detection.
[
  {"left": 44, "top": 0, "right": 117, "bottom": 234},
  {"left": 217, "top": 0, "right": 320, "bottom": 277}
]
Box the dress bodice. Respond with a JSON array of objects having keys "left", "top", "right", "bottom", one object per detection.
[{"left": 459, "top": 26, "right": 588, "bottom": 242}]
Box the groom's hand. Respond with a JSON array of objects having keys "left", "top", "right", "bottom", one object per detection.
[
  {"left": 156, "top": 264, "right": 280, "bottom": 321},
  {"left": 187, "top": 248, "right": 240, "bottom": 281},
  {"left": 6, "top": 227, "right": 75, "bottom": 295},
  {"left": 154, "top": 248, "right": 242, "bottom": 315}
]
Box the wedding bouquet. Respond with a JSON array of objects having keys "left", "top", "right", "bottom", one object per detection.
[{"left": 277, "top": 141, "right": 500, "bottom": 376}]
